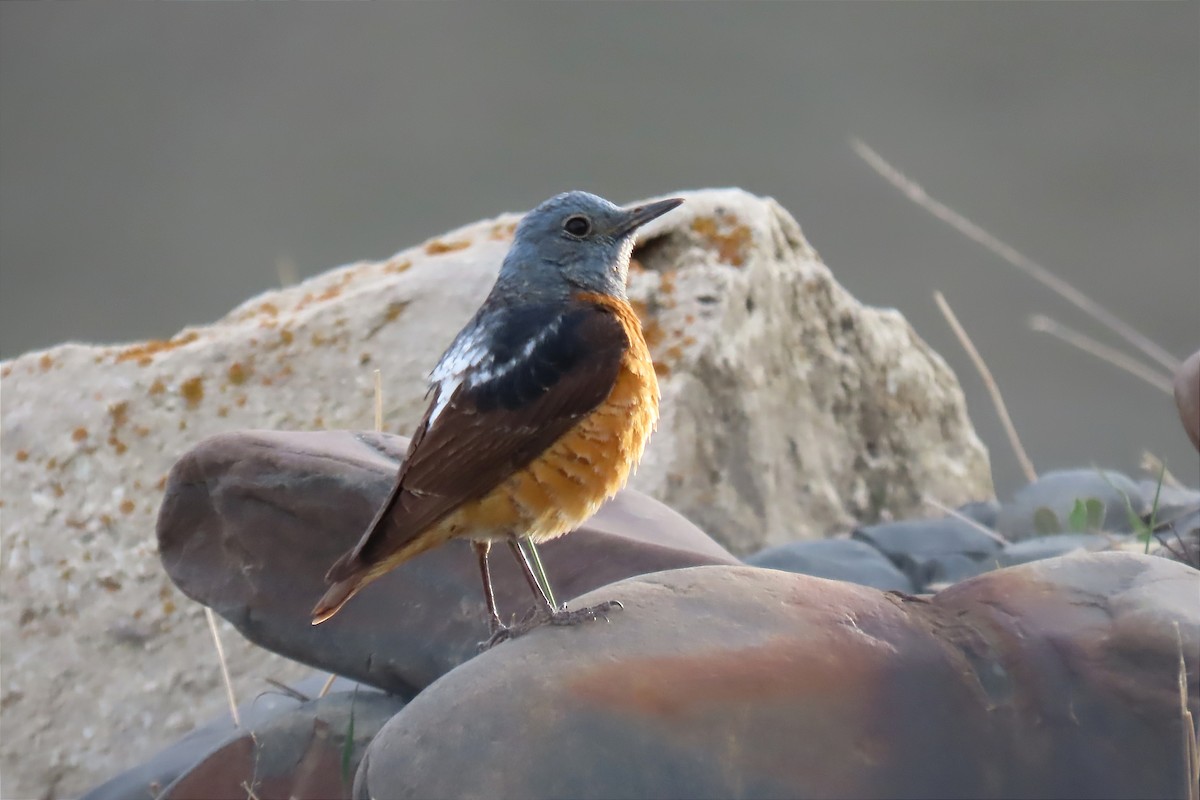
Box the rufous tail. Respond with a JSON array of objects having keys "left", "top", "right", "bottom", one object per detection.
[{"left": 311, "top": 574, "right": 364, "bottom": 625}]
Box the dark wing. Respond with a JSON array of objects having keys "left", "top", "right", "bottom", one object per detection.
[{"left": 326, "top": 300, "right": 629, "bottom": 581}]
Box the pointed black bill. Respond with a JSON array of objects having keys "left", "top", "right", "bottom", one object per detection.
[{"left": 614, "top": 197, "right": 684, "bottom": 237}]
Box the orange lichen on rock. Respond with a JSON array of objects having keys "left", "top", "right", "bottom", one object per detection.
[
  {"left": 386, "top": 303, "right": 406, "bottom": 322},
  {"left": 425, "top": 238, "right": 471, "bottom": 255},
  {"left": 107, "top": 436, "right": 128, "bottom": 455},
  {"left": 489, "top": 222, "right": 518, "bottom": 241},
  {"left": 691, "top": 214, "right": 753, "bottom": 267},
  {"left": 108, "top": 401, "right": 129, "bottom": 428},
  {"left": 39, "top": 354, "right": 54, "bottom": 371},
  {"left": 72, "top": 427, "right": 88, "bottom": 442},
  {"left": 1, "top": 365, "right": 12, "bottom": 378},
  {"left": 384, "top": 259, "right": 412, "bottom": 274},
  {"left": 179, "top": 377, "right": 205, "bottom": 408},
  {"left": 226, "top": 361, "right": 252, "bottom": 386},
  {"left": 279, "top": 329, "right": 294, "bottom": 346},
  {"left": 115, "top": 331, "right": 200, "bottom": 366},
  {"left": 148, "top": 379, "right": 166, "bottom": 396},
  {"left": 119, "top": 499, "right": 135, "bottom": 515},
  {"left": 15, "top": 450, "right": 29, "bottom": 462}
]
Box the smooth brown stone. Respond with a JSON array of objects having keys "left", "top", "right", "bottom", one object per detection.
[
  {"left": 1176, "top": 349, "right": 1200, "bottom": 452},
  {"left": 157, "top": 429, "right": 737, "bottom": 694},
  {"left": 358, "top": 554, "right": 1198, "bottom": 800},
  {"left": 161, "top": 690, "right": 399, "bottom": 800}
]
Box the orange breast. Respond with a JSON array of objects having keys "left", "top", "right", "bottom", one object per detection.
[{"left": 453, "top": 294, "right": 660, "bottom": 542}]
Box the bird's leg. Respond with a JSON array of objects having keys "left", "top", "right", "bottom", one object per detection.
[
  {"left": 473, "top": 541, "right": 511, "bottom": 650},
  {"left": 506, "top": 538, "right": 623, "bottom": 630},
  {"left": 507, "top": 539, "right": 556, "bottom": 615}
]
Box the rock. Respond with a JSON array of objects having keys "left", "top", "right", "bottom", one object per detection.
[
  {"left": 0, "top": 188, "right": 990, "bottom": 796},
  {"left": 158, "top": 429, "right": 737, "bottom": 695},
  {"left": 356, "top": 555, "right": 1198, "bottom": 800},
  {"left": 995, "top": 468, "right": 1147, "bottom": 540},
  {"left": 955, "top": 499, "right": 1001, "bottom": 528},
  {"left": 82, "top": 674, "right": 368, "bottom": 800},
  {"left": 624, "top": 191, "right": 992, "bottom": 551},
  {"left": 851, "top": 517, "right": 1002, "bottom": 591},
  {"left": 996, "top": 532, "right": 1121, "bottom": 568},
  {"left": 744, "top": 537, "right": 915, "bottom": 592},
  {"left": 1175, "top": 349, "right": 1200, "bottom": 451},
  {"left": 157, "top": 690, "right": 399, "bottom": 800},
  {"left": 1137, "top": 480, "right": 1200, "bottom": 521}
]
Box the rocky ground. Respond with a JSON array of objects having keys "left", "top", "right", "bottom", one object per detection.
[{"left": 2, "top": 190, "right": 1196, "bottom": 799}]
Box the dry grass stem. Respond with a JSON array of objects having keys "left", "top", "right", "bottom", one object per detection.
[
  {"left": 275, "top": 254, "right": 298, "bottom": 288},
  {"left": 1174, "top": 622, "right": 1199, "bottom": 800},
  {"left": 923, "top": 495, "right": 1011, "bottom": 546},
  {"left": 204, "top": 607, "right": 241, "bottom": 727},
  {"left": 852, "top": 139, "right": 1180, "bottom": 373},
  {"left": 374, "top": 368, "right": 383, "bottom": 432},
  {"left": 241, "top": 780, "right": 262, "bottom": 800},
  {"left": 317, "top": 672, "right": 338, "bottom": 700},
  {"left": 1029, "top": 315, "right": 1174, "bottom": 394},
  {"left": 934, "top": 291, "right": 1038, "bottom": 484}
]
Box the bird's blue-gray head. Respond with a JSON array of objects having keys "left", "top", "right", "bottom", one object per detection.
[{"left": 494, "top": 191, "right": 683, "bottom": 302}]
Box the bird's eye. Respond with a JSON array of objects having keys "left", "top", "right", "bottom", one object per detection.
[{"left": 563, "top": 215, "right": 592, "bottom": 237}]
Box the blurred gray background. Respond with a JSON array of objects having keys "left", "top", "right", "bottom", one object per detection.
[{"left": 1, "top": 2, "right": 1196, "bottom": 495}]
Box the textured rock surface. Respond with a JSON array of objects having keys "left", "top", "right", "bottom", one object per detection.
[
  {"left": 158, "top": 429, "right": 736, "bottom": 694},
  {"left": 357, "top": 555, "right": 1199, "bottom": 800},
  {"left": 0, "top": 188, "right": 989, "bottom": 796},
  {"left": 622, "top": 190, "right": 992, "bottom": 549}
]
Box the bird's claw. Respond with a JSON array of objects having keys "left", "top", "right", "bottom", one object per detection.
[
  {"left": 548, "top": 599, "right": 623, "bottom": 626},
  {"left": 478, "top": 600, "right": 623, "bottom": 650},
  {"left": 478, "top": 623, "right": 514, "bottom": 652}
]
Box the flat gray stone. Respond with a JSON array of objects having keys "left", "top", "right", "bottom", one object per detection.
[
  {"left": 851, "top": 517, "right": 1001, "bottom": 591},
  {"left": 745, "top": 538, "right": 914, "bottom": 592},
  {"left": 997, "top": 533, "right": 1119, "bottom": 568}
]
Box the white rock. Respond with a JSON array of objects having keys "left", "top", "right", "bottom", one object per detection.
[{"left": 0, "top": 188, "right": 991, "bottom": 796}]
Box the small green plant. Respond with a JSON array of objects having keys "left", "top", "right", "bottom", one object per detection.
[
  {"left": 1032, "top": 497, "right": 1107, "bottom": 535},
  {"left": 342, "top": 684, "right": 359, "bottom": 789},
  {"left": 1097, "top": 465, "right": 1165, "bottom": 554}
]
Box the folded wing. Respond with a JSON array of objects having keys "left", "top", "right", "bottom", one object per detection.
[{"left": 324, "top": 299, "right": 629, "bottom": 585}]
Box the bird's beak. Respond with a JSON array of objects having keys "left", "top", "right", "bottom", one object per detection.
[{"left": 614, "top": 197, "right": 684, "bottom": 237}]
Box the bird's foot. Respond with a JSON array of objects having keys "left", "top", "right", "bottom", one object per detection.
[
  {"left": 479, "top": 601, "right": 623, "bottom": 649},
  {"left": 477, "top": 620, "right": 514, "bottom": 652},
  {"left": 547, "top": 599, "right": 623, "bottom": 626}
]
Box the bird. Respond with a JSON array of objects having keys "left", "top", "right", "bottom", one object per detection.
[{"left": 311, "top": 190, "right": 683, "bottom": 644}]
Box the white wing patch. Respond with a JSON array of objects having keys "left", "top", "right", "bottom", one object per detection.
[{"left": 424, "top": 314, "right": 564, "bottom": 425}]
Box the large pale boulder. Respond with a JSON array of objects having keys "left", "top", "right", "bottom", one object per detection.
[{"left": 0, "top": 189, "right": 990, "bottom": 797}]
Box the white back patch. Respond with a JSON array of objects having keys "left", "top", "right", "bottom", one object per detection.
[{"left": 424, "top": 313, "right": 564, "bottom": 425}]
